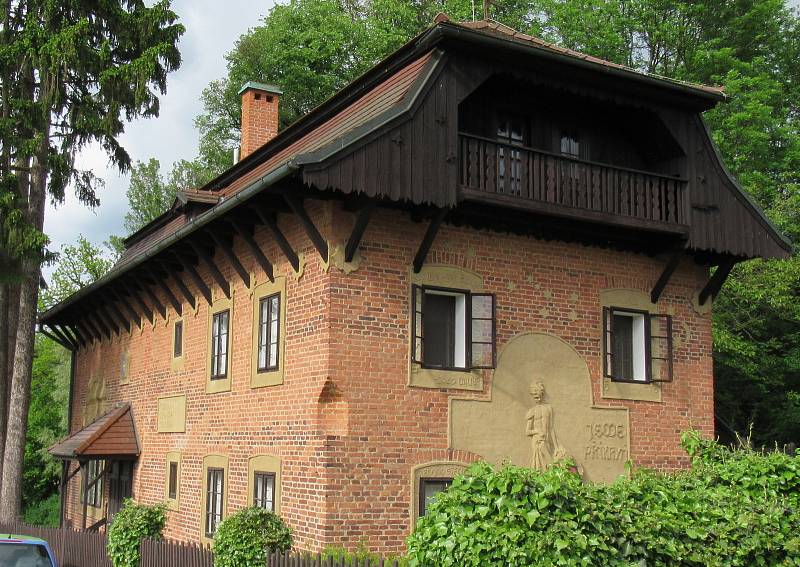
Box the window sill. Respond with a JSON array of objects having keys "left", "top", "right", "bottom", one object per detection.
[
  {"left": 251, "top": 367, "right": 283, "bottom": 389},
  {"left": 409, "top": 364, "right": 484, "bottom": 391},
  {"left": 601, "top": 376, "right": 662, "bottom": 402}
]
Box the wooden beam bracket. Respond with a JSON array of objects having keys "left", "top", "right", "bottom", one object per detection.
[
  {"left": 111, "top": 289, "right": 143, "bottom": 330},
  {"left": 252, "top": 206, "right": 300, "bottom": 272},
  {"left": 189, "top": 242, "right": 231, "bottom": 299},
  {"left": 124, "top": 284, "right": 155, "bottom": 325},
  {"left": 650, "top": 248, "right": 684, "bottom": 304},
  {"left": 413, "top": 208, "right": 448, "bottom": 274},
  {"left": 698, "top": 259, "right": 736, "bottom": 306},
  {"left": 345, "top": 202, "right": 376, "bottom": 263},
  {"left": 284, "top": 195, "right": 328, "bottom": 260},
  {"left": 175, "top": 253, "right": 213, "bottom": 306},
  {"left": 230, "top": 221, "right": 274, "bottom": 283},
  {"left": 209, "top": 231, "right": 250, "bottom": 288}
]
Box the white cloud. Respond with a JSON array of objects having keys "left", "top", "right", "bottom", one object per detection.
[{"left": 43, "top": 0, "right": 274, "bottom": 275}]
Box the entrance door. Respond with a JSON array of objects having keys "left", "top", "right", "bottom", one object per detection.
[{"left": 107, "top": 460, "right": 133, "bottom": 520}]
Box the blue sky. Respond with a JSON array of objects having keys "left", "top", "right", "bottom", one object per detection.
[{"left": 43, "top": 1, "right": 275, "bottom": 275}]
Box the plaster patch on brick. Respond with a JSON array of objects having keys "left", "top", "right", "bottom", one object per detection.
[{"left": 157, "top": 394, "right": 187, "bottom": 433}]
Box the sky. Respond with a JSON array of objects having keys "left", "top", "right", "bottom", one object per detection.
[{"left": 42, "top": 0, "right": 275, "bottom": 275}]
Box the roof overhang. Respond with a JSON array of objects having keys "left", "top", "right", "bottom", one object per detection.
[{"left": 48, "top": 402, "right": 140, "bottom": 460}]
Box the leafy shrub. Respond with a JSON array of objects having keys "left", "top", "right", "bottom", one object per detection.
[
  {"left": 106, "top": 499, "right": 167, "bottom": 567},
  {"left": 407, "top": 433, "right": 800, "bottom": 566},
  {"left": 213, "top": 507, "right": 292, "bottom": 567},
  {"left": 318, "top": 543, "right": 409, "bottom": 566},
  {"left": 23, "top": 493, "right": 60, "bottom": 527}
]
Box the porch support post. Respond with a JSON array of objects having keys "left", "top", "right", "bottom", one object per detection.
[
  {"left": 699, "top": 259, "right": 736, "bottom": 305},
  {"left": 413, "top": 208, "right": 448, "bottom": 274}
]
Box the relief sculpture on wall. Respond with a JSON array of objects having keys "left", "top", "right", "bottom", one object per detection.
[{"left": 450, "top": 333, "right": 630, "bottom": 483}]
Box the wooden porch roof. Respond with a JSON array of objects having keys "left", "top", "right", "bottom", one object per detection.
[{"left": 49, "top": 403, "right": 140, "bottom": 460}]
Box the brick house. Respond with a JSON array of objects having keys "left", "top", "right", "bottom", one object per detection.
[{"left": 42, "top": 16, "right": 790, "bottom": 554}]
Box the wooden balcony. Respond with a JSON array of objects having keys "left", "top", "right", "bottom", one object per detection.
[{"left": 458, "top": 133, "right": 689, "bottom": 233}]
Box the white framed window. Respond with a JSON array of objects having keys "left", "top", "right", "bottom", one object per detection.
[
  {"left": 257, "top": 294, "right": 280, "bottom": 372},
  {"left": 205, "top": 467, "right": 224, "bottom": 537},
  {"left": 603, "top": 307, "right": 673, "bottom": 383},
  {"left": 210, "top": 310, "right": 229, "bottom": 380},
  {"left": 253, "top": 471, "right": 275, "bottom": 511},
  {"left": 411, "top": 285, "right": 496, "bottom": 370}
]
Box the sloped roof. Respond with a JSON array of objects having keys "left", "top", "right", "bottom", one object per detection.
[{"left": 49, "top": 403, "right": 140, "bottom": 460}]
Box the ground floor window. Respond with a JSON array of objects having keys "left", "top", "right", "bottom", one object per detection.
[
  {"left": 253, "top": 471, "right": 275, "bottom": 511},
  {"left": 83, "top": 459, "right": 104, "bottom": 508},
  {"left": 603, "top": 307, "right": 673, "bottom": 383},
  {"left": 419, "top": 478, "right": 452, "bottom": 517},
  {"left": 205, "top": 468, "right": 224, "bottom": 537}
]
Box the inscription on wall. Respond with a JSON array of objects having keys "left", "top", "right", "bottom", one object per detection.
[{"left": 450, "top": 333, "right": 630, "bottom": 483}]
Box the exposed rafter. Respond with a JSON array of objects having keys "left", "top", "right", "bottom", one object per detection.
[
  {"left": 252, "top": 206, "right": 300, "bottom": 272},
  {"left": 138, "top": 282, "right": 167, "bottom": 320},
  {"left": 102, "top": 297, "right": 131, "bottom": 334},
  {"left": 209, "top": 231, "right": 250, "bottom": 287},
  {"left": 345, "top": 202, "right": 376, "bottom": 263},
  {"left": 157, "top": 262, "right": 195, "bottom": 310},
  {"left": 153, "top": 276, "right": 183, "bottom": 316},
  {"left": 175, "top": 253, "right": 213, "bottom": 306},
  {"left": 189, "top": 242, "right": 230, "bottom": 299},
  {"left": 230, "top": 221, "right": 274, "bottom": 283},
  {"left": 698, "top": 259, "right": 737, "bottom": 305},
  {"left": 284, "top": 195, "right": 328, "bottom": 260},
  {"left": 413, "top": 208, "right": 448, "bottom": 273},
  {"left": 99, "top": 302, "right": 126, "bottom": 335},
  {"left": 67, "top": 323, "right": 88, "bottom": 348},
  {"left": 111, "top": 289, "right": 142, "bottom": 330},
  {"left": 42, "top": 324, "right": 77, "bottom": 351},
  {"left": 76, "top": 319, "right": 100, "bottom": 344},
  {"left": 650, "top": 248, "right": 684, "bottom": 304},
  {"left": 124, "top": 284, "right": 155, "bottom": 325},
  {"left": 88, "top": 311, "right": 112, "bottom": 340}
]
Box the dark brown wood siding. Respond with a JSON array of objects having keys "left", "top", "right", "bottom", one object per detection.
[{"left": 302, "top": 53, "right": 789, "bottom": 259}]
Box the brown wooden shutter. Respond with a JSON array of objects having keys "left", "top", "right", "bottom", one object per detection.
[
  {"left": 470, "top": 293, "right": 496, "bottom": 369},
  {"left": 602, "top": 307, "right": 614, "bottom": 378},
  {"left": 411, "top": 284, "right": 423, "bottom": 364},
  {"left": 648, "top": 314, "right": 673, "bottom": 382}
]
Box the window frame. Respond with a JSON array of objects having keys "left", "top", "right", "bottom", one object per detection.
[
  {"left": 252, "top": 471, "right": 276, "bottom": 511},
  {"left": 210, "top": 309, "right": 230, "bottom": 380},
  {"left": 257, "top": 293, "right": 281, "bottom": 373},
  {"left": 82, "top": 459, "right": 104, "bottom": 508},
  {"left": 205, "top": 467, "right": 225, "bottom": 538},
  {"left": 418, "top": 477, "right": 453, "bottom": 517},
  {"left": 603, "top": 306, "right": 673, "bottom": 384},
  {"left": 167, "top": 461, "right": 179, "bottom": 500},
  {"left": 411, "top": 284, "right": 497, "bottom": 372},
  {"left": 173, "top": 320, "right": 183, "bottom": 358}
]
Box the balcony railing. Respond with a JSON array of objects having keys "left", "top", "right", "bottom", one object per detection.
[{"left": 459, "top": 133, "right": 688, "bottom": 227}]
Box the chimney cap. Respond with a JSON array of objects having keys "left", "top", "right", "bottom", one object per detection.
[{"left": 238, "top": 81, "right": 283, "bottom": 96}]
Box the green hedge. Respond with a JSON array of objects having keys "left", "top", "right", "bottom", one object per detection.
[
  {"left": 106, "top": 500, "right": 167, "bottom": 567},
  {"left": 213, "top": 507, "right": 292, "bottom": 567},
  {"left": 407, "top": 432, "right": 800, "bottom": 566}
]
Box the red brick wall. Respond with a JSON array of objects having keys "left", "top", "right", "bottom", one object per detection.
[
  {"left": 240, "top": 88, "right": 279, "bottom": 158},
  {"left": 65, "top": 201, "right": 713, "bottom": 554}
]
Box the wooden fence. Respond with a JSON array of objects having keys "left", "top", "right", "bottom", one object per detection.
[
  {"left": 1, "top": 521, "right": 405, "bottom": 567},
  {"left": 0, "top": 521, "right": 111, "bottom": 567}
]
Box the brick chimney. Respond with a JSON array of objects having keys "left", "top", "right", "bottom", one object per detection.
[{"left": 238, "top": 81, "right": 282, "bottom": 159}]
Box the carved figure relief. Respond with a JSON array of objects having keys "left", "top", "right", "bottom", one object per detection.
[
  {"left": 83, "top": 374, "right": 107, "bottom": 425},
  {"left": 450, "top": 333, "right": 630, "bottom": 483},
  {"left": 525, "top": 381, "right": 566, "bottom": 470}
]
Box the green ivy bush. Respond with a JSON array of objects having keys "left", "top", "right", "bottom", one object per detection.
[
  {"left": 213, "top": 507, "right": 292, "bottom": 567},
  {"left": 106, "top": 499, "right": 167, "bottom": 567},
  {"left": 407, "top": 432, "right": 800, "bottom": 566}
]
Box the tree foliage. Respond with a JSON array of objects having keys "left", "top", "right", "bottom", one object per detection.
[
  {"left": 407, "top": 433, "right": 800, "bottom": 566},
  {"left": 121, "top": 158, "right": 215, "bottom": 236},
  {"left": 193, "top": 0, "right": 800, "bottom": 445},
  {"left": 40, "top": 235, "right": 114, "bottom": 309}
]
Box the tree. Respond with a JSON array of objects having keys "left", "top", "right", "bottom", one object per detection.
[
  {"left": 122, "top": 158, "right": 216, "bottom": 236},
  {"left": 40, "top": 236, "right": 115, "bottom": 310},
  {"left": 0, "top": 0, "right": 183, "bottom": 521}
]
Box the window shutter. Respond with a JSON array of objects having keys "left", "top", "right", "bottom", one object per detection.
[
  {"left": 648, "top": 314, "right": 673, "bottom": 382},
  {"left": 470, "top": 293, "right": 496, "bottom": 369},
  {"left": 602, "top": 307, "right": 614, "bottom": 378},
  {"left": 411, "top": 285, "right": 423, "bottom": 363}
]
